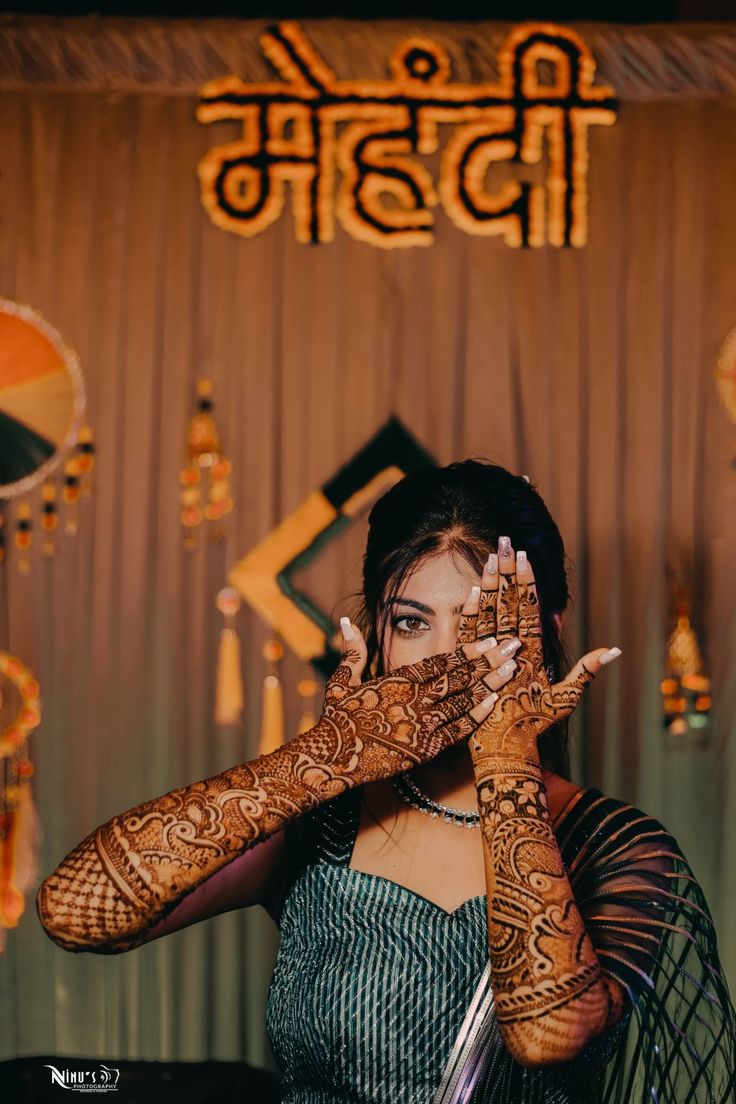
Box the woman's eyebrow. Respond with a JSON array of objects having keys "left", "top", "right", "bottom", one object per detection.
[{"left": 385, "top": 597, "right": 465, "bottom": 616}]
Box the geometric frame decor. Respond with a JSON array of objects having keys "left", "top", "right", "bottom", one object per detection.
[{"left": 228, "top": 417, "right": 434, "bottom": 677}]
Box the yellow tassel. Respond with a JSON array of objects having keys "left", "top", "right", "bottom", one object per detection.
[
  {"left": 215, "top": 587, "right": 244, "bottom": 726},
  {"left": 215, "top": 627, "right": 244, "bottom": 726},
  {"left": 259, "top": 639, "right": 285, "bottom": 755},
  {"left": 260, "top": 674, "right": 284, "bottom": 755},
  {"left": 297, "top": 676, "right": 318, "bottom": 735}
]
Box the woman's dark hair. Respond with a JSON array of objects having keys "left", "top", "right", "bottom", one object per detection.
[{"left": 355, "top": 459, "right": 572, "bottom": 777}]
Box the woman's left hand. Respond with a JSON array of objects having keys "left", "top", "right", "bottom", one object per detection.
[{"left": 458, "top": 536, "right": 621, "bottom": 755}]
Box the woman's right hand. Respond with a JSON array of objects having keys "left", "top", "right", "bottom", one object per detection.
[{"left": 297, "top": 613, "right": 518, "bottom": 791}]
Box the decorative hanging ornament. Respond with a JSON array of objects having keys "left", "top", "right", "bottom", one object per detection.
[
  {"left": 75, "top": 425, "right": 96, "bottom": 497},
  {"left": 180, "top": 378, "right": 234, "bottom": 549},
  {"left": 0, "top": 651, "right": 42, "bottom": 951},
  {"left": 0, "top": 299, "right": 92, "bottom": 572},
  {"left": 14, "top": 502, "right": 32, "bottom": 574},
  {"left": 661, "top": 586, "right": 711, "bottom": 747},
  {"left": 296, "top": 674, "right": 318, "bottom": 735},
  {"left": 214, "top": 587, "right": 245, "bottom": 726},
  {"left": 40, "top": 482, "right": 58, "bottom": 557},
  {"left": 259, "top": 638, "right": 284, "bottom": 756}
]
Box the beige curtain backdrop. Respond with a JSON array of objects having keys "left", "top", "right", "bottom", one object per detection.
[{"left": 0, "top": 15, "right": 735, "bottom": 1068}]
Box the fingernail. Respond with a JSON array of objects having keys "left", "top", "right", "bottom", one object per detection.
[
  {"left": 481, "top": 692, "right": 499, "bottom": 708},
  {"left": 499, "top": 638, "right": 521, "bottom": 657},
  {"left": 599, "top": 647, "right": 622, "bottom": 666},
  {"left": 516, "top": 550, "right": 527, "bottom": 571},
  {"left": 486, "top": 552, "right": 498, "bottom": 574},
  {"left": 470, "top": 585, "right": 480, "bottom": 600},
  {"left": 340, "top": 616, "right": 355, "bottom": 641},
  {"left": 498, "top": 659, "right": 516, "bottom": 676},
  {"left": 498, "top": 536, "right": 512, "bottom": 559},
  {"left": 476, "top": 636, "right": 497, "bottom": 653}
]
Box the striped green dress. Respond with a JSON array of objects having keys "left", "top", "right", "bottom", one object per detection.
[
  {"left": 265, "top": 787, "right": 490, "bottom": 1103},
  {"left": 265, "top": 787, "right": 736, "bottom": 1104}
]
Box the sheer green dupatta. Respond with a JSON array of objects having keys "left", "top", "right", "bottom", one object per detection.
[
  {"left": 434, "top": 789, "right": 735, "bottom": 1104},
  {"left": 557, "top": 790, "right": 736, "bottom": 1104}
]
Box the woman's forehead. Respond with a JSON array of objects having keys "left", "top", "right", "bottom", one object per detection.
[{"left": 395, "top": 551, "right": 481, "bottom": 604}]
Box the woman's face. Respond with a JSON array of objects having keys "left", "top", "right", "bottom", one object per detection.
[{"left": 381, "top": 551, "right": 482, "bottom": 672}]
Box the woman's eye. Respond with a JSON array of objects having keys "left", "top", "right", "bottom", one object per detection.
[{"left": 392, "top": 615, "right": 428, "bottom": 638}]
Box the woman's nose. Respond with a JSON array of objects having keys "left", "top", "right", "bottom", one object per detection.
[{"left": 437, "top": 620, "right": 462, "bottom": 655}]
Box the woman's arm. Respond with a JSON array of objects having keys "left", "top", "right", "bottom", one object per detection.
[
  {"left": 139, "top": 830, "right": 286, "bottom": 943},
  {"left": 462, "top": 542, "right": 626, "bottom": 1066},
  {"left": 473, "top": 745, "right": 627, "bottom": 1065},
  {"left": 37, "top": 643, "right": 495, "bottom": 954}
]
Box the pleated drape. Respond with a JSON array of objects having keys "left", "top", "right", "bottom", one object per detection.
[{"left": 0, "top": 15, "right": 734, "bottom": 1065}]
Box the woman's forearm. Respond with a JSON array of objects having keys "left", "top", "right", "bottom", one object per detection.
[
  {"left": 36, "top": 736, "right": 344, "bottom": 954},
  {"left": 38, "top": 647, "right": 487, "bottom": 955},
  {"left": 471, "top": 738, "right": 625, "bottom": 1066}
]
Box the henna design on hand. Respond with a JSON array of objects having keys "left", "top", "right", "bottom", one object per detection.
[
  {"left": 37, "top": 648, "right": 490, "bottom": 954},
  {"left": 468, "top": 543, "right": 625, "bottom": 1065}
]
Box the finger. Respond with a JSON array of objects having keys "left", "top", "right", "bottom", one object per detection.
[
  {"left": 464, "top": 635, "right": 521, "bottom": 670},
  {"left": 394, "top": 651, "right": 453, "bottom": 685},
  {"left": 468, "top": 690, "right": 499, "bottom": 726},
  {"left": 421, "top": 651, "right": 490, "bottom": 704},
  {"left": 496, "top": 535, "right": 518, "bottom": 641},
  {"left": 516, "top": 549, "right": 544, "bottom": 667},
  {"left": 437, "top": 712, "right": 480, "bottom": 747},
  {"left": 476, "top": 551, "right": 499, "bottom": 639},
  {"left": 457, "top": 584, "right": 480, "bottom": 646},
  {"left": 338, "top": 617, "right": 368, "bottom": 687},
  {"left": 425, "top": 686, "right": 479, "bottom": 723},
  {"left": 482, "top": 657, "right": 518, "bottom": 692},
  {"left": 551, "top": 647, "right": 621, "bottom": 716}
]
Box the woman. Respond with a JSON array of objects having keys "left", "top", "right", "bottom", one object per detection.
[{"left": 37, "top": 461, "right": 734, "bottom": 1103}]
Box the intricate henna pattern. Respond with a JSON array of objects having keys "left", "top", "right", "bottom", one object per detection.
[
  {"left": 468, "top": 546, "right": 625, "bottom": 1064},
  {"left": 37, "top": 648, "right": 490, "bottom": 954}
]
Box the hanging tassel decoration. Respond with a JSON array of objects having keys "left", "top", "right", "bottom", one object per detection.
[
  {"left": 0, "top": 763, "right": 40, "bottom": 936},
  {"left": 75, "top": 425, "right": 96, "bottom": 498},
  {"left": 14, "top": 502, "right": 32, "bottom": 574},
  {"left": 180, "top": 379, "right": 234, "bottom": 550},
  {"left": 215, "top": 587, "right": 245, "bottom": 726},
  {"left": 40, "top": 482, "right": 58, "bottom": 558},
  {"left": 0, "top": 652, "right": 42, "bottom": 953},
  {"left": 296, "top": 675, "right": 318, "bottom": 735},
  {"left": 259, "top": 638, "right": 285, "bottom": 756},
  {"left": 661, "top": 585, "right": 711, "bottom": 745},
  {"left": 62, "top": 457, "right": 80, "bottom": 537}
]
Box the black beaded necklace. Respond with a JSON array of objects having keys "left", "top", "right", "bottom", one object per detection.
[{"left": 391, "top": 772, "right": 481, "bottom": 829}]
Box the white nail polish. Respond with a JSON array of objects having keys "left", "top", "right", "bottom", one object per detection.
[
  {"left": 470, "top": 585, "right": 481, "bottom": 600},
  {"left": 498, "top": 659, "right": 516, "bottom": 676},
  {"left": 516, "top": 550, "right": 527, "bottom": 571},
  {"left": 340, "top": 616, "right": 355, "bottom": 641},
  {"left": 500, "top": 639, "right": 521, "bottom": 657},
  {"left": 599, "top": 647, "right": 622, "bottom": 666},
  {"left": 481, "top": 692, "right": 498, "bottom": 708},
  {"left": 486, "top": 553, "right": 498, "bottom": 574},
  {"left": 498, "top": 536, "right": 511, "bottom": 559},
  {"left": 476, "top": 636, "right": 497, "bottom": 653}
]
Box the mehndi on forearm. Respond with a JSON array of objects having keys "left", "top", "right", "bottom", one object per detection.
[
  {"left": 472, "top": 737, "right": 625, "bottom": 1066},
  {"left": 38, "top": 650, "right": 485, "bottom": 954}
]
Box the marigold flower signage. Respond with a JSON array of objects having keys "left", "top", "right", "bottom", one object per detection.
[{"left": 197, "top": 21, "right": 617, "bottom": 249}]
